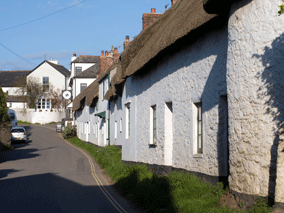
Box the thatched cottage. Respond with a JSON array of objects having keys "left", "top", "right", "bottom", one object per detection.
[{"left": 73, "top": 0, "right": 284, "bottom": 208}]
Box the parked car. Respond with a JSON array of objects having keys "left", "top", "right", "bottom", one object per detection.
[{"left": 11, "top": 126, "right": 27, "bottom": 143}]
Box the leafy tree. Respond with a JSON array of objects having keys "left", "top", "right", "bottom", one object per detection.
[
  {"left": 0, "top": 87, "right": 10, "bottom": 123},
  {"left": 14, "top": 76, "right": 65, "bottom": 109},
  {"left": 279, "top": 0, "right": 284, "bottom": 15}
]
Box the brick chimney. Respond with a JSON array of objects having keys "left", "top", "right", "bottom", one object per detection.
[
  {"left": 171, "top": 0, "right": 178, "bottom": 6},
  {"left": 99, "top": 47, "right": 119, "bottom": 74},
  {"left": 142, "top": 8, "right": 162, "bottom": 30},
  {"left": 123, "top": 36, "right": 131, "bottom": 50},
  {"left": 113, "top": 47, "right": 119, "bottom": 62}
]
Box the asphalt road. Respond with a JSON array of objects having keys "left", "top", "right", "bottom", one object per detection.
[{"left": 0, "top": 124, "right": 136, "bottom": 213}]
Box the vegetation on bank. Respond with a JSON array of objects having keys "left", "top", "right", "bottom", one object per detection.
[{"left": 67, "top": 136, "right": 273, "bottom": 213}]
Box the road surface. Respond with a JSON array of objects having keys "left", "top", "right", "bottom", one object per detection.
[{"left": 0, "top": 124, "right": 136, "bottom": 213}]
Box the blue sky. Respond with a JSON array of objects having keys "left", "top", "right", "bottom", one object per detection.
[{"left": 0, "top": 0, "right": 170, "bottom": 71}]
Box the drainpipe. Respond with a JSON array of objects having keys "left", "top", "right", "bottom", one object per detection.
[{"left": 108, "top": 72, "right": 110, "bottom": 146}]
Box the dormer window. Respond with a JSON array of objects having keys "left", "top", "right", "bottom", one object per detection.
[{"left": 75, "top": 67, "right": 82, "bottom": 75}]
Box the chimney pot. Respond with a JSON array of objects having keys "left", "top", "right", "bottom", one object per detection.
[
  {"left": 171, "top": 0, "right": 177, "bottom": 6},
  {"left": 105, "top": 51, "right": 108, "bottom": 56},
  {"left": 151, "top": 8, "right": 156, "bottom": 13},
  {"left": 101, "top": 51, "right": 104, "bottom": 56},
  {"left": 73, "top": 52, "right": 76, "bottom": 56},
  {"left": 126, "top": 35, "right": 129, "bottom": 41}
]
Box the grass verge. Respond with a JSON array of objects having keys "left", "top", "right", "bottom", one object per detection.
[
  {"left": 67, "top": 136, "right": 272, "bottom": 213},
  {"left": 0, "top": 143, "right": 14, "bottom": 151},
  {"left": 17, "top": 120, "right": 32, "bottom": 124}
]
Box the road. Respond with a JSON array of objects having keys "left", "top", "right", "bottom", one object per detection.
[{"left": 0, "top": 124, "right": 136, "bottom": 213}]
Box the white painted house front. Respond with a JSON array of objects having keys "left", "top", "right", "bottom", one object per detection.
[
  {"left": 0, "top": 70, "right": 31, "bottom": 109},
  {"left": 73, "top": 0, "right": 284, "bottom": 209}
]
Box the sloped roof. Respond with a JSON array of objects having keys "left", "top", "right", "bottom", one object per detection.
[
  {"left": 74, "top": 0, "right": 236, "bottom": 107},
  {"left": 73, "top": 62, "right": 118, "bottom": 111},
  {"left": 0, "top": 70, "right": 31, "bottom": 87},
  {"left": 29, "top": 60, "right": 70, "bottom": 77},
  {"left": 73, "top": 63, "right": 100, "bottom": 78},
  {"left": 6, "top": 95, "right": 27, "bottom": 102},
  {"left": 46, "top": 61, "right": 70, "bottom": 77},
  {"left": 72, "top": 55, "right": 100, "bottom": 63},
  {"left": 104, "top": 0, "right": 233, "bottom": 100}
]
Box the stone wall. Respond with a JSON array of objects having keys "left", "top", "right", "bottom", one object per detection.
[
  {"left": 227, "top": 0, "right": 284, "bottom": 206},
  {"left": 0, "top": 123, "right": 11, "bottom": 149}
]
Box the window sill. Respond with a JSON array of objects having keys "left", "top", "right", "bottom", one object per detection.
[
  {"left": 149, "top": 143, "right": 157, "bottom": 147},
  {"left": 193, "top": 154, "right": 203, "bottom": 158}
]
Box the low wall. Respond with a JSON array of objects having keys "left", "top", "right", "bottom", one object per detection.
[
  {"left": 0, "top": 123, "right": 11, "bottom": 149},
  {"left": 14, "top": 109, "right": 65, "bottom": 124}
]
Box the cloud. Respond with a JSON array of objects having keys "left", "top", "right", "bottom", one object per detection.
[
  {"left": 0, "top": 60, "right": 34, "bottom": 71},
  {"left": 24, "top": 51, "right": 72, "bottom": 60}
]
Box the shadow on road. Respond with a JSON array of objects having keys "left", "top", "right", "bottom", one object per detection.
[{"left": 0, "top": 173, "right": 132, "bottom": 213}]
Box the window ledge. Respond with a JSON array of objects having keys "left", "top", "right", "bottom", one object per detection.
[
  {"left": 149, "top": 143, "right": 157, "bottom": 147},
  {"left": 193, "top": 154, "right": 203, "bottom": 158}
]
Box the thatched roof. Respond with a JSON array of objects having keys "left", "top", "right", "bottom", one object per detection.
[
  {"left": 104, "top": 0, "right": 232, "bottom": 100},
  {"left": 75, "top": 0, "right": 236, "bottom": 107}
]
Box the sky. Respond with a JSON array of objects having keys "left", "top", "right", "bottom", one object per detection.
[{"left": 0, "top": 0, "right": 170, "bottom": 71}]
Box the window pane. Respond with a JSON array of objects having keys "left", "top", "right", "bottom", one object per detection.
[{"left": 76, "top": 67, "right": 82, "bottom": 75}]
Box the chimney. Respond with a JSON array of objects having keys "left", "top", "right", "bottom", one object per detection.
[
  {"left": 171, "top": 0, "right": 177, "bottom": 6},
  {"left": 142, "top": 8, "right": 162, "bottom": 30},
  {"left": 123, "top": 36, "right": 131, "bottom": 50},
  {"left": 113, "top": 47, "right": 119, "bottom": 62},
  {"left": 71, "top": 52, "right": 77, "bottom": 62}
]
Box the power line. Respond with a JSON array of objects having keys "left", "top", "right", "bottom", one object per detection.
[
  {"left": 0, "top": 0, "right": 88, "bottom": 32},
  {"left": 0, "top": 43, "right": 36, "bottom": 66},
  {"left": 0, "top": 43, "right": 70, "bottom": 77}
]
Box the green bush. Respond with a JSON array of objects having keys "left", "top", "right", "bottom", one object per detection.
[
  {"left": 0, "top": 87, "right": 10, "bottom": 124},
  {"left": 62, "top": 125, "right": 77, "bottom": 139}
]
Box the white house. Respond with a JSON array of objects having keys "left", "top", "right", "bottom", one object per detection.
[
  {"left": 73, "top": 0, "right": 284, "bottom": 209},
  {"left": 74, "top": 62, "right": 120, "bottom": 147},
  {"left": 0, "top": 70, "right": 31, "bottom": 109}
]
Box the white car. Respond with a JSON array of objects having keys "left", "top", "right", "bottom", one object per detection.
[{"left": 11, "top": 126, "right": 27, "bottom": 143}]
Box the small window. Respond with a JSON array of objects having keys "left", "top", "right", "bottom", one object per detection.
[
  {"left": 75, "top": 67, "right": 82, "bottom": 75},
  {"left": 194, "top": 102, "right": 202, "bottom": 154},
  {"left": 42, "top": 77, "right": 49, "bottom": 91},
  {"left": 80, "top": 83, "right": 87, "bottom": 93},
  {"left": 126, "top": 105, "right": 130, "bottom": 138},
  {"left": 120, "top": 118, "right": 122, "bottom": 133},
  {"left": 115, "top": 121, "right": 117, "bottom": 139},
  {"left": 150, "top": 105, "right": 157, "bottom": 145}
]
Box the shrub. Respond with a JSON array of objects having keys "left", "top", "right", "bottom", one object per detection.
[
  {"left": 0, "top": 87, "right": 10, "bottom": 124},
  {"left": 62, "top": 125, "right": 77, "bottom": 139}
]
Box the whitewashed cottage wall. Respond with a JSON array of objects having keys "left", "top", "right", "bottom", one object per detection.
[
  {"left": 227, "top": 0, "right": 284, "bottom": 205},
  {"left": 119, "top": 24, "right": 229, "bottom": 177}
]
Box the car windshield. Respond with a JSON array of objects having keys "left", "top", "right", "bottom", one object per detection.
[{"left": 11, "top": 129, "right": 25, "bottom": 133}]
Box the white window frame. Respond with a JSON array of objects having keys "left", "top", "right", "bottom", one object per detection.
[
  {"left": 125, "top": 104, "right": 130, "bottom": 139},
  {"left": 193, "top": 102, "right": 203, "bottom": 155},
  {"left": 150, "top": 105, "right": 157, "bottom": 145},
  {"left": 115, "top": 121, "right": 117, "bottom": 139}
]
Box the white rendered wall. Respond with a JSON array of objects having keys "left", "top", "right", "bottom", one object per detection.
[
  {"left": 2, "top": 87, "right": 24, "bottom": 95},
  {"left": 14, "top": 109, "right": 65, "bottom": 124},
  {"left": 227, "top": 0, "right": 284, "bottom": 202},
  {"left": 121, "top": 24, "right": 228, "bottom": 176},
  {"left": 28, "top": 62, "right": 66, "bottom": 91},
  {"left": 74, "top": 78, "right": 96, "bottom": 97}
]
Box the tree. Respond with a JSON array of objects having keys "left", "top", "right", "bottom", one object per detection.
[
  {"left": 14, "top": 76, "right": 65, "bottom": 109},
  {"left": 279, "top": 1, "right": 284, "bottom": 15},
  {"left": 0, "top": 87, "right": 10, "bottom": 123}
]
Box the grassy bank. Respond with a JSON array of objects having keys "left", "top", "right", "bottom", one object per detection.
[{"left": 68, "top": 136, "right": 272, "bottom": 213}]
